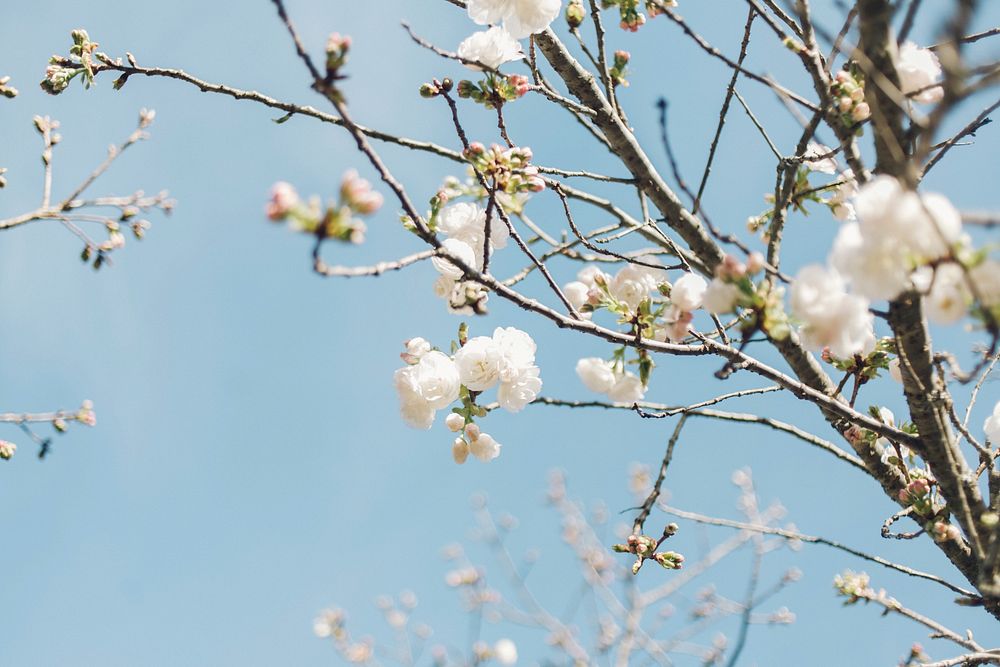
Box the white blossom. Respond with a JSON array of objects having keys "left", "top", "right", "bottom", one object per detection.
[
  {"left": 897, "top": 41, "right": 943, "bottom": 104},
  {"left": 923, "top": 263, "right": 970, "bottom": 324},
  {"left": 985, "top": 401, "right": 1000, "bottom": 443},
  {"left": 394, "top": 350, "right": 461, "bottom": 430},
  {"left": 494, "top": 639, "right": 518, "bottom": 665},
  {"left": 563, "top": 280, "right": 592, "bottom": 317},
  {"left": 577, "top": 265, "right": 609, "bottom": 288},
  {"left": 438, "top": 202, "right": 509, "bottom": 267},
  {"left": 831, "top": 176, "right": 964, "bottom": 301},
  {"left": 432, "top": 238, "right": 476, "bottom": 278},
  {"left": 492, "top": 326, "right": 537, "bottom": 381},
  {"left": 609, "top": 263, "right": 662, "bottom": 310},
  {"left": 829, "top": 170, "right": 858, "bottom": 221},
  {"left": 457, "top": 26, "right": 523, "bottom": 70},
  {"left": 468, "top": 0, "right": 562, "bottom": 39},
  {"left": 607, "top": 372, "right": 645, "bottom": 404},
  {"left": 874, "top": 407, "right": 908, "bottom": 464},
  {"left": 497, "top": 365, "right": 542, "bottom": 412},
  {"left": 454, "top": 336, "right": 505, "bottom": 391},
  {"left": 469, "top": 431, "right": 502, "bottom": 461},
  {"left": 670, "top": 273, "right": 707, "bottom": 311},
  {"left": 970, "top": 259, "right": 1000, "bottom": 309},
  {"left": 790, "top": 265, "right": 874, "bottom": 358},
  {"left": 804, "top": 142, "right": 837, "bottom": 174},
  {"left": 576, "top": 357, "right": 617, "bottom": 394},
  {"left": 888, "top": 358, "right": 903, "bottom": 383},
  {"left": 829, "top": 222, "right": 911, "bottom": 301},
  {"left": 702, "top": 278, "right": 742, "bottom": 314},
  {"left": 467, "top": 0, "right": 513, "bottom": 25},
  {"left": 394, "top": 371, "right": 437, "bottom": 430}
]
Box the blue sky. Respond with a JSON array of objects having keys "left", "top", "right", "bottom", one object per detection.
[{"left": 2, "top": 1, "right": 999, "bottom": 664}]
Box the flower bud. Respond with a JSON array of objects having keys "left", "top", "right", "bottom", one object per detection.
[
  {"left": 400, "top": 336, "right": 431, "bottom": 364},
  {"left": 782, "top": 36, "right": 804, "bottom": 53},
  {"left": 851, "top": 102, "right": 871, "bottom": 122},
  {"left": 456, "top": 79, "right": 477, "bottom": 99},
  {"left": 452, "top": 437, "right": 469, "bottom": 464},
  {"left": 325, "top": 33, "right": 351, "bottom": 73},
  {"left": 445, "top": 413, "right": 465, "bottom": 432},
  {"left": 566, "top": 0, "right": 586, "bottom": 28},
  {"left": 464, "top": 423, "right": 481, "bottom": 441}
]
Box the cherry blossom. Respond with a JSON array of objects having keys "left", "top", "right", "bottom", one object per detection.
[
  {"left": 985, "top": 401, "right": 1000, "bottom": 443},
  {"left": 467, "top": 0, "right": 563, "bottom": 39},
  {"left": 432, "top": 237, "right": 477, "bottom": 279},
  {"left": 609, "top": 263, "right": 663, "bottom": 310},
  {"left": 670, "top": 272, "right": 707, "bottom": 311},
  {"left": 457, "top": 26, "right": 523, "bottom": 70},
  {"left": 702, "top": 278, "right": 742, "bottom": 314},
  {"left": 454, "top": 335, "right": 506, "bottom": 391},
  {"left": 897, "top": 41, "right": 944, "bottom": 104},
  {"left": 790, "top": 265, "right": 874, "bottom": 358},
  {"left": 831, "top": 176, "right": 964, "bottom": 302},
  {"left": 803, "top": 142, "right": 837, "bottom": 174},
  {"left": 438, "top": 202, "right": 509, "bottom": 267},
  {"left": 494, "top": 639, "right": 518, "bottom": 665},
  {"left": 921, "top": 263, "right": 970, "bottom": 324},
  {"left": 469, "top": 431, "right": 502, "bottom": 461},
  {"left": 576, "top": 357, "right": 617, "bottom": 394},
  {"left": 607, "top": 372, "right": 645, "bottom": 403}
]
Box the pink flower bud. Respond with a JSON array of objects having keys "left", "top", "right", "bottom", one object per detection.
[
  {"left": 452, "top": 437, "right": 469, "bottom": 464},
  {"left": 266, "top": 181, "right": 299, "bottom": 221},
  {"left": 851, "top": 102, "right": 871, "bottom": 122}
]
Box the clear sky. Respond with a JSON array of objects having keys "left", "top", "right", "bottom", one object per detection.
[{"left": 2, "top": 1, "right": 999, "bottom": 665}]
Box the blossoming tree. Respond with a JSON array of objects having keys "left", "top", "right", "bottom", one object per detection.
[{"left": 16, "top": 0, "right": 1000, "bottom": 663}]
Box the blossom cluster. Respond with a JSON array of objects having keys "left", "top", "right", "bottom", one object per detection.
[
  {"left": 611, "top": 523, "right": 685, "bottom": 574},
  {"left": 789, "top": 168, "right": 1000, "bottom": 359},
  {"left": 830, "top": 68, "right": 871, "bottom": 126},
  {"left": 790, "top": 264, "right": 874, "bottom": 358},
  {"left": 564, "top": 262, "right": 721, "bottom": 400},
  {"left": 451, "top": 7, "right": 541, "bottom": 110},
  {"left": 430, "top": 201, "right": 509, "bottom": 314},
  {"left": 265, "top": 171, "right": 382, "bottom": 244},
  {"left": 40, "top": 29, "right": 100, "bottom": 95},
  {"left": 598, "top": 0, "right": 677, "bottom": 32},
  {"left": 393, "top": 327, "right": 541, "bottom": 463},
  {"left": 463, "top": 143, "right": 545, "bottom": 196},
  {"left": 576, "top": 357, "right": 645, "bottom": 403}
]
